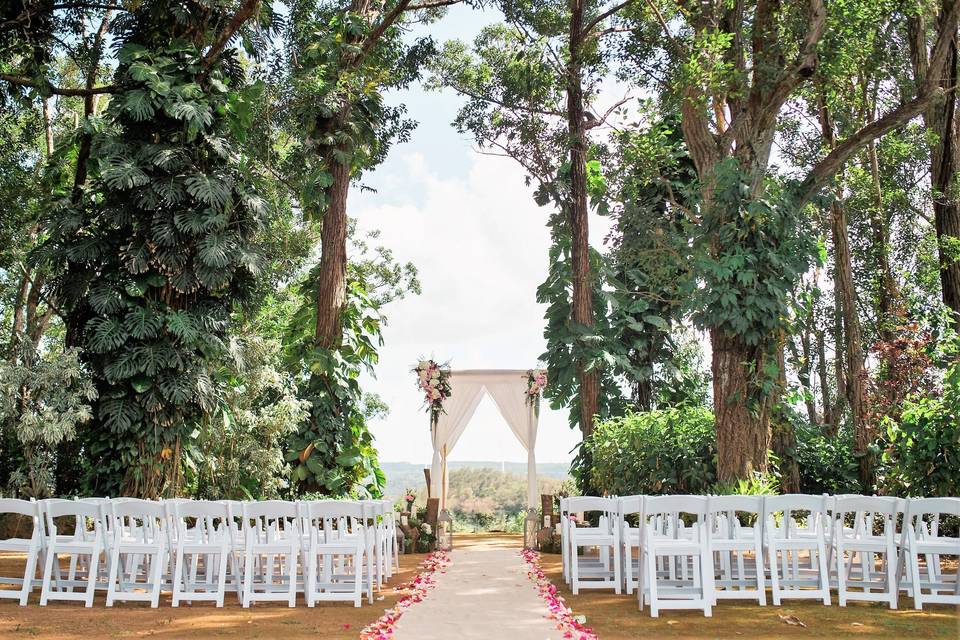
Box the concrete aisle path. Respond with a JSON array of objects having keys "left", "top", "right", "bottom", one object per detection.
[{"left": 392, "top": 537, "right": 562, "bottom": 640}]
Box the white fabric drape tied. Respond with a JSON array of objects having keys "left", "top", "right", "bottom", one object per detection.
[{"left": 428, "top": 370, "right": 540, "bottom": 510}]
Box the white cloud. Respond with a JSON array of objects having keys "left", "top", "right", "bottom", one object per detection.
[{"left": 353, "top": 151, "right": 612, "bottom": 464}]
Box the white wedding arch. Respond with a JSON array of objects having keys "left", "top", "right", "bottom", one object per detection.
[{"left": 428, "top": 369, "right": 541, "bottom": 511}]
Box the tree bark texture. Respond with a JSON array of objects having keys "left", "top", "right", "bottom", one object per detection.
[
  {"left": 567, "top": 0, "right": 598, "bottom": 437},
  {"left": 711, "top": 329, "right": 771, "bottom": 482},
  {"left": 910, "top": 3, "right": 960, "bottom": 317}
]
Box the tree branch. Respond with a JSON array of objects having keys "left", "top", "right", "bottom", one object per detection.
[
  {"left": 643, "top": 0, "right": 683, "bottom": 57},
  {"left": 0, "top": 74, "right": 117, "bottom": 96},
  {"left": 586, "top": 95, "right": 631, "bottom": 129},
  {"left": 354, "top": 0, "right": 415, "bottom": 66},
  {"left": 201, "top": 0, "right": 262, "bottom": 69},
  {"left": 798, "top": 0, "right": 960, "bottom": 204},
  {"left": 404, "top": 0, "right": 463, "bottom": 10},
  {"left": 582, "top": 0, "right": 634, "bottom": 38},
  {"left": 763, "top": 0, "right": 825, "bottom": 113}
]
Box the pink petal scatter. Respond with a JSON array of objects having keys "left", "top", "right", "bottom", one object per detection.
[
  {"left": 519, "top": 548, "right": 599, "bottom": 640},
  {"left": 360, "top": 550, "right": 451, "bottom": 640}
]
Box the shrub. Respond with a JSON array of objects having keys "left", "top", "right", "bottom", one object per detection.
[
  {"left": 881, "top": 360, "right": 960, "bottom": 497},
  {"left": 586, "top": 407, "right": 716, "bottom": 496},
  {"left": 794, "top": 422, "right": 860, "bottom": 495}
]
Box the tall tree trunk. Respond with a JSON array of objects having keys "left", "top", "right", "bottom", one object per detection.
[
  {"left": 314, "top": 135, "right": 352, "bottom": 348},
  {"left": 567, "top": 0, "right": 598, "bottom": 437},
  {"left": 711, "top": 329, "right": 771, "bottom": 482},
  {"left": 820, "top": 99, "right": 871, "bottom": 490},
  {"left": 910, "top": 4, "right": 960, "bottom": 317},
  {"left": 832, "top": 201, "right": 871, "bottom": 489},
  {"left": 866, "top": 139, "right": 899, "bottom": 343},
  {"left": 792, "top": 328, "right": 818, "bottom": 424},
  {"left": 815, "top": 328, "right": 833, "bottom": 427},
  {"left": 771, "top": 344, "right": 800, "bottom": 492}
]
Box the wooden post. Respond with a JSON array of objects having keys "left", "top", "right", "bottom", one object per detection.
[
  {"left": 425, "top": 497, "right": 440, "bottom": 529},
  {"left": 423, "top": 468, "right": 431, "bottom": 498},
  {"left": 541, "top": 494, "right": 556, "bottom": 527}
]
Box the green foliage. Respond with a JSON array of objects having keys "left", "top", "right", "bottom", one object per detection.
[
  {"left": 186, "top": 335, "right": 310, "bottom": 500},
  {"left": 281, "top": 263, "right": 387, "bottom": 498},
  {"left": 710, "top": 472, "right": 780, "bottom": 497},
  {"left": 794, "top": 422, "right": 860, "bottom": 495},
  {"left": 43, "top": 33, "right": 268, "bottom": 497},
  {"left": 0, "top": 348, "right": 97, "bottom": 498},
  {"left": 882, "top": 359, "right": 960, "bottom": 497},
  {"left": 586, "top": 408, "right": 717, "bottom": 496}
]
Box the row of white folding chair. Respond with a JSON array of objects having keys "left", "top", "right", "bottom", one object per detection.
[
  {"left": 0, "top": 497, "right": 394, "bottom": 608},
  {"left": 561, "top": 494, "right": 959, "bottom": 616}
]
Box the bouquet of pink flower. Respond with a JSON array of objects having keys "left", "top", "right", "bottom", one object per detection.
[
  {"left": 525, "top": 368, "right": 548, "bottom": 407},
  {"left": 414, "top": 359, "right": 452, "bottom": 425}
]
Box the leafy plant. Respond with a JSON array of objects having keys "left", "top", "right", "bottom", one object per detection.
[
  {"left": 881, "top": 358, "right": 960, "bottom": 497},
  {"left": 586, "top": 407, "right": 717, "bottom": 496},
  {"left": 43, "top": 36, "right": 268, "bottom": 497},
  {"left": 0, "top": 348, "right": 97, "bottom": 498},
  {"left": 185, "top": 335, "right": 310, "bottom": 501}
]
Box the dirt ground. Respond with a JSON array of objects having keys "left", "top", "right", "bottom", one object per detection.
[
  {"left": 536, "top": 545, "right": 960, "bottom": 640},
  {"left": 0, "top": 549, "right": 431, "bottom": 639},
  {"left": 1, "top": 534, "right": 957, "bottom": 639}
]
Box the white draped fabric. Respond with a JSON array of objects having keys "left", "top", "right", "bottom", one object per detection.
[{"left": 429, "top": 370, "right": 539, "bottom": 509}]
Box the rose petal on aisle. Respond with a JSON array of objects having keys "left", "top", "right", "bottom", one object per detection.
[
  {"left": 519, "top": 548, "right": 599, "bottom": 640},
  {"left": 361, "top": 551, "right": 451, "bottom": 640}
]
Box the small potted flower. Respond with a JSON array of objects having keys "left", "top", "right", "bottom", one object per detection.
[{"left": 404, "top": 490, "right": 416, "bottom": 513}]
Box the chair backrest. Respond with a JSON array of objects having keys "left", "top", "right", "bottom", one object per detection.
[
  {"left": 302, "top": 500, "right": 364, "bottom": 542},
  {"left": 906, "top": 497, "right": 960, "bottom": 519},
  {"left": 111, "top": 499, "right": 168, "bottom": 542},
  {"left": 170, "top": 499, "right": 228, "bottom": 543},
  {"left": 833, "top": 495, "right": 898, "bottom": 517},
  {"left": 619, "top": 495, "right": 643, "bottom": 516},
  {"left": 707, "top": 495, "right": 763, "bottom": 537},
  {"left": 112, "top": 499, "right": 167, "bottom": 519},
  {"left": 566, "top": 496, "right": 618, "bottom": 515},
  {"left": 42, "top": 498, "right": 105, "bottom": 536},
  {"left": 708, "top": 495, "right": 763, "bottom": 514},
  {"left": 644, "top": 494, "right": 709, "bottom": 517},
  {"left": 0, "top": 499, "right": 40, "bottom": 539},
  {"left": 0, "top": 498, "right": 39, "bottom": 519},
  {"left": 762, "top": 494, "right": 828, "bottom": 537}
]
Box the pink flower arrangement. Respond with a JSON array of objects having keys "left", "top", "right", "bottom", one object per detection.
[
  {"left": 520, "top": 548, "right": 598, "bottom": 640},
  {"left": 526, "top": 368, "right": 548, "bottom": 405},
  {"left": 360, "top": 550, "right": 450, "bottom": 640},
  {"left": 413, "top": 359, "right": 452, "bottom": 425}
]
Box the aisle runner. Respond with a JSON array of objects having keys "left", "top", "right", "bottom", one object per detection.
[{"left": 391, "top": 546, "right": 566, "bottom": 640}]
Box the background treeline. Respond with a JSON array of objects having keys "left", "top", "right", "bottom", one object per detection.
[
  {"left": 430, "top": 0, "right": 960, "bottom": 497},
  {"left": 2, "top": 0, "right": 959, "bottom": 503}
]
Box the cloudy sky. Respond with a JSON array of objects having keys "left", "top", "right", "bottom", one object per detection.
[{"left": 352, "top": 6, "right": 615, "bottom": 465}]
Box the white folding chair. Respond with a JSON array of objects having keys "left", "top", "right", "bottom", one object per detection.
[
  {"left": 241, "top": 500, "right": 300, "bottom": 607},
  {"left": 363, "top": 501, "right": 386, "bottom": 590},
  {"left": 619, "top": 496, "right": 644, "bottom": 595},
  {"left": 900, "top": 497, "right": 960, "bottom": 609},
  {"left": 764, "top": 494, "right": 831, "bottom": 606},
  {"left": 302, "top": 501, "right": 368, "bottom": 607},
  {"left": 566, "top": 496, "right": 621, "bottom": 594},
  {"left": 0, "top": 499, "right": 42, "bottom": 606},
  {"left": 708, "top": 495, "right": 765, "bottom": 605},
  {"left": 39, "top": 499, "right": 105, "bottom": 607},
  {"left": 220, "top": 500, "right": 246, "bottom": 603},
  {"left": 105, "top": 499, "right": 168, "bottom": 608},
  {"left": 639, "top": 495, "right": 714, "bottom": 617},
  {"left": 170, "top": 500, "right": 229, "bottom": 607},
  {"left": 830, "top": 495, "right": 899, "bottom": 608},
  {"left": 559, "top": 497, "right": 571, "bottom": 585}
]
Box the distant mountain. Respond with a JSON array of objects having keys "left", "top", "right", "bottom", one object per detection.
[{"left": 380, "top": 460, "right": 571, "bottom": 500}]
